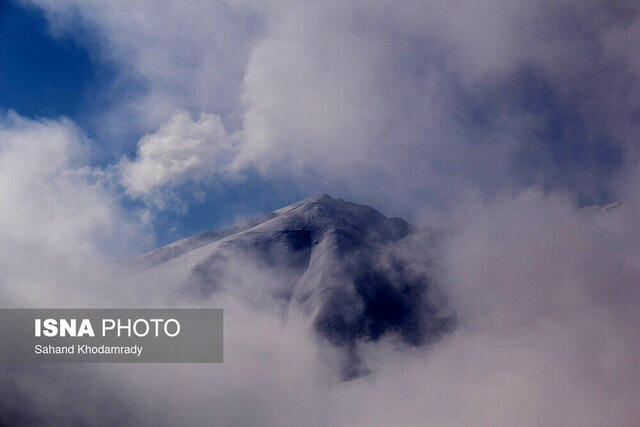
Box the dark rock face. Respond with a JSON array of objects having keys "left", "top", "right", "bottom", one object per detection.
[{"left": 140, "top": 194, "right": 455, "bottom": 379}]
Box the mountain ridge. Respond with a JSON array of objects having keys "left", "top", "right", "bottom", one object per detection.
[{"left": 139, "top": 194, "right": 411, "bottom": 267}]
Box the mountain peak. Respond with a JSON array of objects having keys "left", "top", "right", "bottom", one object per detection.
[
  {"left": 275, "top": 193, "right": 347, "bottom": 214},
  {"left": 272, "top": 194, "right": 411, "bottom": 238},
  {"left": 308, "top": 193, "right": 335, "bottom": 203},
  {"left": 138, "top": 194, "right": 409, "bottom": 267},
  {"left": 135, "top": 194, "right": 453, "bottom": 380}
]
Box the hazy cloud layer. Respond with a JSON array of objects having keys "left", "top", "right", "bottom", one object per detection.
[{"left": 3, "top": 188, "right": 639, "bottom": 426}]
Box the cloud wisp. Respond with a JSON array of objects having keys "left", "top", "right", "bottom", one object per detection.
[{"left": 119, "top": 111, "right": 236, "bottom": 205}]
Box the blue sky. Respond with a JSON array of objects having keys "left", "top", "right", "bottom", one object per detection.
[{"left": 0, "top": 1, "right": 95, "bottom": 120}]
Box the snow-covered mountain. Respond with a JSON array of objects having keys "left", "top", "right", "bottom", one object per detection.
[{"left": 138, "top": 194, "right": 455, "bottom": 378}]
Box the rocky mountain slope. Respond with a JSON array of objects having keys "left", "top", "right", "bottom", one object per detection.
[{"left": 137, "top": 194, "right": 455, "bottom": 378}]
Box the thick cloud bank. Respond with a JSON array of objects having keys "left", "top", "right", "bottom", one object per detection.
[
  {"left": 28, "top": 0, "right": 640, "bottom": 212},
  {"left": 2, "top": 186, "right": 639, "bottom": 425}
]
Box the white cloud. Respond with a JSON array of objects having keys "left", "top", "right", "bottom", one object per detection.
[
  {"left": 120, "top": 111, "right": 235, "bottom": 199},
  {"left": 27, "top": 0, "right": 640, "bottom": 212},
  {"left": 0, "top": 112, "right": 149, "bottom": 306}
]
